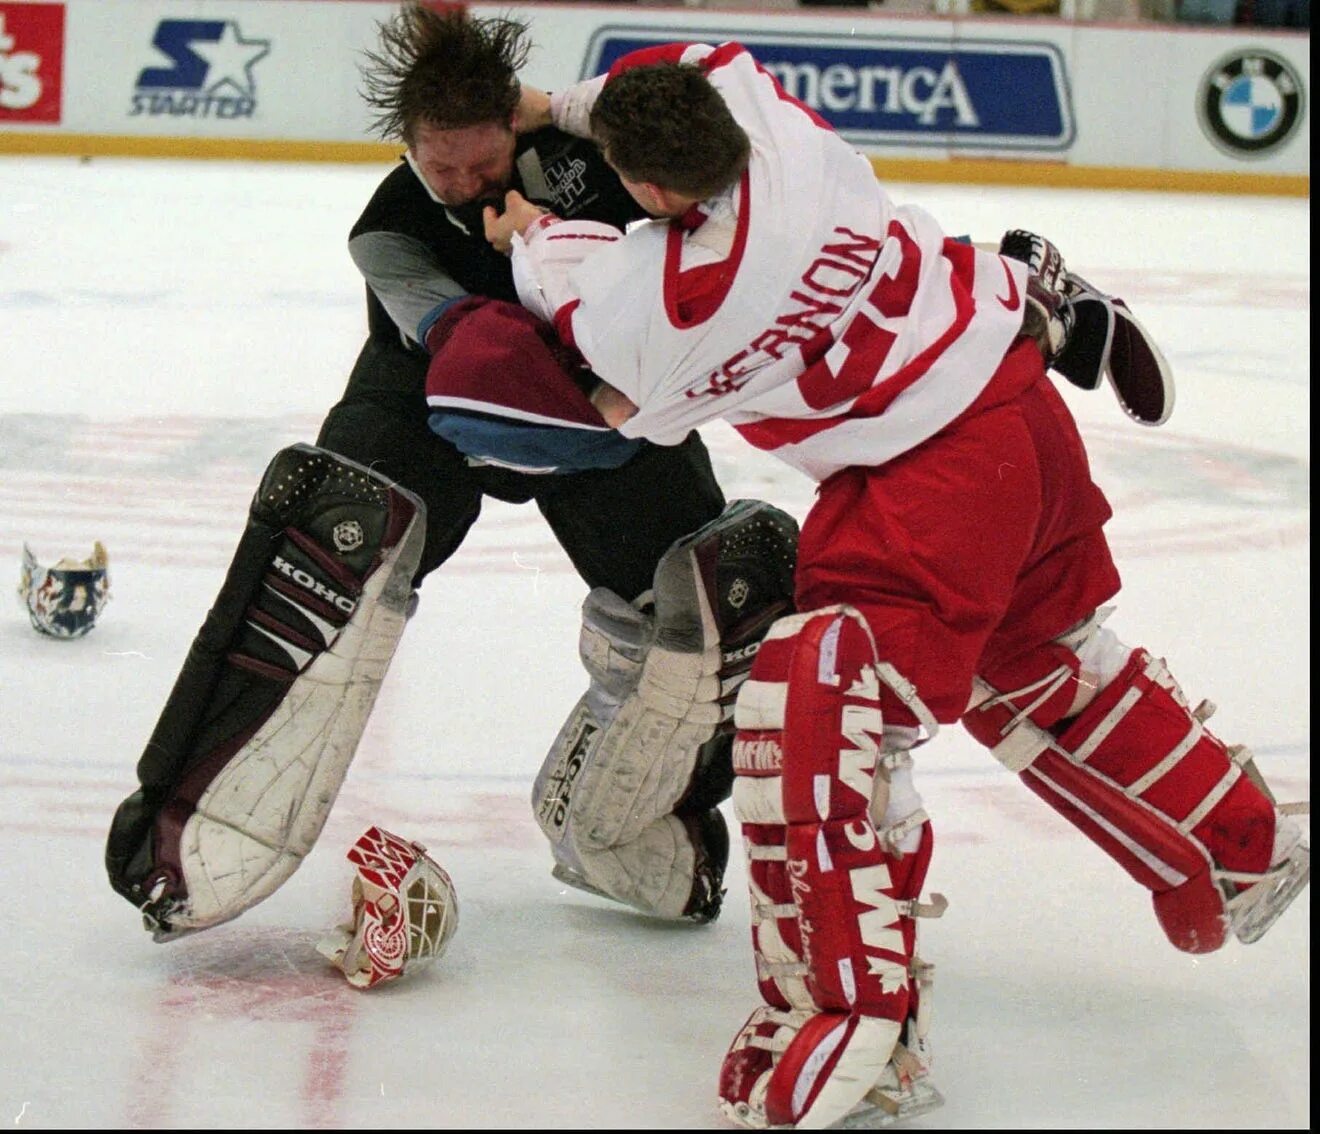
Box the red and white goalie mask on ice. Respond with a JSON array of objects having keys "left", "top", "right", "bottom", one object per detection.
[{"left": 318, "top": 826, "right": 458, "bottom": 989}]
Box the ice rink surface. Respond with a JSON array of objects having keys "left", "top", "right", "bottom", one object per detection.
[{"left": 0, "top": 156, "right": 1309, "bottom": 1129}]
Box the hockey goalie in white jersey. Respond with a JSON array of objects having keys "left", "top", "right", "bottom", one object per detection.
[{"left": 484, "top": 42, "right": 1309, "bottom": 1130}]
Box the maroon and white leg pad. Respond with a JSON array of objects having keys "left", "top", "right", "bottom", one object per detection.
[
  {"left": 718, "top": 607, "right": 946, "bottom": 1129},
  {"left": 965, "top": 616, "right": 1309, "bottom": 953}
]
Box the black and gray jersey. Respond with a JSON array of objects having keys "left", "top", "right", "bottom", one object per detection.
[{"left": 348, "top": 127, "right": 645, "bottom": 351}]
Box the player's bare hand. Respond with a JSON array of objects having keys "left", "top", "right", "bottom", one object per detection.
[
  {"left": 483, "top": 190, "right": 552, "bottom": 255},
  {"left": 590, "top": 381, "right": 639, "bottom": 427}
]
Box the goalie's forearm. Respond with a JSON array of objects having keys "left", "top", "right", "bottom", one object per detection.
[
  {"left": 509, "top": 215, "right": 622, "bottom": 323},
  {"left": 515, "top": 85, "right": 553, "bottom": 133},
  {"left": 549, "top": 74, "right": 608, "bottom": 138}
]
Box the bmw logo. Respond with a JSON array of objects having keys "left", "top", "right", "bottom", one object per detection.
[{"left": 1197, "top": 49, "right": 1305, "bottom": 158}]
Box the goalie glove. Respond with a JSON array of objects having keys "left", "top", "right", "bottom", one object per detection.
[
  {"left": 998, "top": 229, "right": 1074, "bottom": 363},
  {"left": 1000, "top": 228, "right": 1174, "bottom": 426}
]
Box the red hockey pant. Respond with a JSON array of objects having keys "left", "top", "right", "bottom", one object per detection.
[{"left": 796, "top": 347, "right": 1122, "bottom": 727}]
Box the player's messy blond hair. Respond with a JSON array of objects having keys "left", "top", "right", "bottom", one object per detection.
[{"left": 360, "top": 4, "right": 530, "bottom": 143}]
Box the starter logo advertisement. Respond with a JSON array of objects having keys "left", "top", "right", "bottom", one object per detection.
[
  {"left": 131, "top": 19, "right": 271, "bottom": 120},
  {"left": 582, "top": 28, "right": 1074, "bottom": 151},
  {"left": 1197, "top": 49, "right": 1305, "bottom": 159},
  {"left": 0, "top": 3, "right": 64, "bottom": 123}
]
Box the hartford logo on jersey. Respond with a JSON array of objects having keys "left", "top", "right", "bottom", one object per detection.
[
  {"left": 583, "top": 30, "right": 1073, "bottom": 151},
  {"left": 130, "top": 20, "right": 271, "bottom": 120}
]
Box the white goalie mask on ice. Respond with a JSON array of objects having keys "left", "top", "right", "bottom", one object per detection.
[
  {"left": 317, "top": 826, "right": 458, "bottom": 989},
  {"left": 19, "top": 542, "right": 111, "bottom": 639}
]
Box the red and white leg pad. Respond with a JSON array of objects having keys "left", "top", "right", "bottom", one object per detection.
[
  {"left": 966, "top": 627, "right": 1309, "bottom": 953},
  {"left": 719, "top": 607, "right": 945, "bottom": 1129}
]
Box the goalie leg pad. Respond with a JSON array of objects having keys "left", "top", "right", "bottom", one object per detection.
[
  {"left": 720, "top": 608, "right": 945, "bottom": 1130},
  {"left": 105, "top": 444, "right": 426, "bottom": 939},
  {"left": 965, "top": 623, "right": 1308, "bottom": 952},
  {"left": 532, "top": 500, "right": 797, "bottom": 921}
]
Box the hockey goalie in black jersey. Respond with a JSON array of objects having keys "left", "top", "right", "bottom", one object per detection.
[{"left": 104, "top": 6, "right": 800, "bottom": 942}]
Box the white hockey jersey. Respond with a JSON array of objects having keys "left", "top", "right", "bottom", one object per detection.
[{"left": 511, "top": 42, "right": 1028, "bottom": 482}]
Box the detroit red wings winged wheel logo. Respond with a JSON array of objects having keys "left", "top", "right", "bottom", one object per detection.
[{"left": 317, "top": 826, "right": 459, "bottom": 989}]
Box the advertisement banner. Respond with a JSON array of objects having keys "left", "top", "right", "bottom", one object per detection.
[
  {"left": 51, "top": 0, "right": 383, "bottom": 143},
  {"left": 582, "top": 27, "right": 1075, "bottom": 152},
  {"left": 128, "top": 17, "right": 273, "bottom": 125},
  {"left": 0, "top": 1, "right": 65, "bottom": 124},
  {"left": 0, "top": 0, "right": 1307, "bottom": 193},
  {"left": 1194, "top": 45, "right": 1306, "bottom": 160}
]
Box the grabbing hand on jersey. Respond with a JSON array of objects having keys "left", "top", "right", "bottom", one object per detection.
[
  {"left": 483, "top": 189, "right": 554, "bottom": 254},
  {"left": 590, "top": 381, "right": 639, "bottom": 427}
]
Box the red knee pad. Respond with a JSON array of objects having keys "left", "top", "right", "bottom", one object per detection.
[
  {"left": 737, "top": 607, "right": 883, "bottom": 824},
  {"left": 962, "top": 640, "right": 1085, "bottom": 767}
]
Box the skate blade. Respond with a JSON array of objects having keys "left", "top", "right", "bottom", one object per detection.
[
  {"left": 1235, "top": 843, "right": 1310, "bottom": 945},
  {"left": 832, "top": 1081, "right": 946, "bottom": 1129}
]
